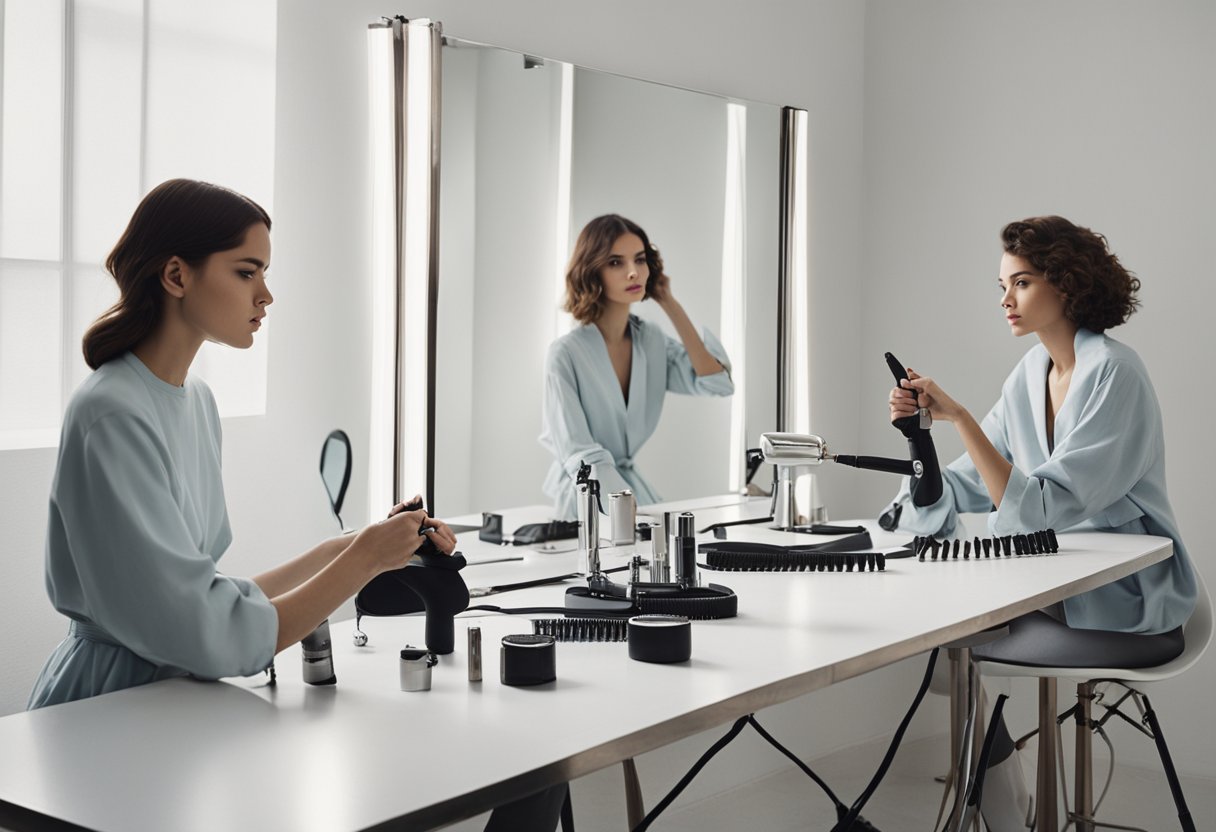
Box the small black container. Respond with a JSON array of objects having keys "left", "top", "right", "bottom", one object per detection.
[
  {"left": 500, "top": 634, "right": 557, "bottom": 686},
  {"left": 628, "top": 614, "right": 692, "bottom": 663}
]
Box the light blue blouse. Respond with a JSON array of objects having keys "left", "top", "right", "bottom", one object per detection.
[
  {"left": 28, "top": 352, "right": 278, "bottom": 709},
  {"left": 539, "top": 315, "right": 734, "bottom": 520},
  {"left": 885, "top": 329, "right": 1197, "bottom": 634}
]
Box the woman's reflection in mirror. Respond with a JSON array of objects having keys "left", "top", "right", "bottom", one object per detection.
[{"left": 539, "top": 214, "right": 734, "bottom": 520}]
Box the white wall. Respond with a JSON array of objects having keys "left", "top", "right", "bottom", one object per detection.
[{"left": 858, "top": 0, "right": 1216, "bottom": 776}]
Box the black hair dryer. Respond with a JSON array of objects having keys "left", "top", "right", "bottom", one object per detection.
[
  {"left": 352, "top": 499, "right": 471, "bottom": 655},
  {"left": 883, "top": 352, "right": 942, "bottom": 508}
]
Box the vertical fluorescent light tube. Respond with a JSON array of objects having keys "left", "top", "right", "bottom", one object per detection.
[
  {"left": 720, "top": 102, "right": 747, "bottom": 491},
  {"left": 400, "top": 19, "right": 438, "bottom": 508},
  {"left": 789, "top": 109, "right": 813, "bottom": 518},
  {"left": 778, "top": 107, "right": 810, "bottom": 434},
  {"left": 367, "top": 17, "right": 440, "bottom": 519},
  {"left": 552, "top": 61, "right": 575, "bottom": 340},
  {"left": 790, "top": 108, "right": 810, "bottom": 434},
  {"left": 367, "top": 20, "right": 399, "bottom": 522}
]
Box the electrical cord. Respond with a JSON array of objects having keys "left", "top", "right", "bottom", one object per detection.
[
  {"left": 745, "top": 716, "right": 881, "bottom": 831},
  {"left": 464, "top": 604, "right": 633, "bottom": 618},
  {"left": 629, "top": 650, "right": 941, "bottom": 832},
  {"left": 631, "top": 716, "right": 750, "bottom": 832},
  {"left": 831, "top": 647, "right": 939, "bottom": 832},
  {"left": 962, "top": 693, "right": 1010, "bottom": 819}
]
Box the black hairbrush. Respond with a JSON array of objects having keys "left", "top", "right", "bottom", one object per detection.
[{"left": 532, "top": 617, "right": 629, "bottom": 642}]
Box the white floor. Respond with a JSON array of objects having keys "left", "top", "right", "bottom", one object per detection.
[{"left": 447, "top": 731, "right": 1214, "bottom": 831}]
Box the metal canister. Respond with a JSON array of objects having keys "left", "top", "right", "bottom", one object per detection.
[
  {"left": 301, "top": 619, "right": 337, "bottom": 685},
  {"left": 467, "top": 626, "right": 482, "bottom": 682},
  {"left": 674, "top": 512, "right": 697, "bottom": 589},
  {"left": 605, "top": 489, "right": 637, "bottom": 547},
  {"left": 651, "top": 513, "right": 673, "bottom": 583}
]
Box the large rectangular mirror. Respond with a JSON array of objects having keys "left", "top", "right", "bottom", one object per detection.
[{"left": 432, "top": 35, "right": 792, "bottom": 518}]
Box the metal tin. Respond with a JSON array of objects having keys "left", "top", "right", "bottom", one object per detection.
[
  {"left": 467, "top": 626, "right": 482, "bottom": 682},
  {"left": 301, "top": 619, "right": 337, "bottom": 685},
  {"left": 399, "top": 647, "right": 437, "bottom": 692},
  {"left": 605, "top": 489, "right": 636, "bottom": 547}
]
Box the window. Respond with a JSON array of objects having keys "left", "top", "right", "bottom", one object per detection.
[{"left": 0, "top": 0, "right": 276, "bottom": 450}]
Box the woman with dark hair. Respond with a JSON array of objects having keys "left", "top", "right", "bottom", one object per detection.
[
  {"left": 539, "top": 214, "right": 734, "bottom": 519},
  {"left": 884, "top": 215, "right": 1197, "bottom": 829},
  {"left": 28, "top": 179, "right": 457, "bottom": 709}
]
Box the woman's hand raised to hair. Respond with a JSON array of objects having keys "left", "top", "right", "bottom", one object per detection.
[
  {"left": 888, "top": 369, "right": 967, "bottom": 424},
  {"left": 648, "top": 271, "right": 673, "bottom": 306}
]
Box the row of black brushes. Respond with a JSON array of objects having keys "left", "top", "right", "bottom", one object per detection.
[
  {"left": 912, "top": 529, "right": 1059, "bottom": 561},
  {"left": 702, "top": 550, "right": 887, "bottom": 573},
  {"left": 532, "top": 617, "right": 629, "bottom": 642}
]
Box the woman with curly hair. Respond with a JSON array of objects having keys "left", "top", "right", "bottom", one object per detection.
[
  {"left": 540, "top": 214, "right": 733, "bottom": 520},
  {"left": 885, "top": 216, "right": 1197, "bottom": 830}
]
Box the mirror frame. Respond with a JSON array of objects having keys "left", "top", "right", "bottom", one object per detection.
[{"left": 369, "top": 18, "right": 809, "bottom": 515}]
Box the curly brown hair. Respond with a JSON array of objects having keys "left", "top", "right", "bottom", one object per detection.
[
  {"left": 1000, "top": 216, "right": 1140, "bottom": 333},
  {"left": 564, "top": 214, "right": 662, "bottom": 325}
]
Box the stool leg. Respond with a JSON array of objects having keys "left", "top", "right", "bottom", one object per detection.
[
  {"left": 945, "top": 648, "right": 984, "bottom": 832},
  {"left": 622, "top": 758, "right": 645, "bottom": 830},
  {"left": 1075, "top": 682, "right": 1094, "bottom": 832},
  {"left": 1036, "top": 678, "right": 1059, "bottom": 832}
]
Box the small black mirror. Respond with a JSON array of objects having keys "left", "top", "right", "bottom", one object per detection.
[{"left": 320, "top": 430, "right": 352, "bottom": 530}]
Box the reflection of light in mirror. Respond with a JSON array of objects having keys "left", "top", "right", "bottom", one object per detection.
[
  {"left": 788, "top": 109, "right": 812, "bottom": 514},
  {"left": 401, "top": 21, "right": 436, "bottom": 497},
  {"left": 367, "top": 22, "right": 397, "bottom": 520},
  {"left": 721, "top": 102, "right": 747, "bottom": 490},
  {"left": 791, "top": 109, "right": 810, "bottom": 433},
  {"left": 553, "top": 61, "right": 575, "bottom": 339}
]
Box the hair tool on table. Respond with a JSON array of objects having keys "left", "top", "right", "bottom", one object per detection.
[
  {"left": 562, "top": 463, "right": 738, "bottom": 619},
  {"left": 749, "top": 350, "right": 943, "bottom": 536},
  {"left": 882, "top": 352, "right": 943, "bottom": 505},
  {"left": 698, "top": 541, "right": 889, "bottom": 573},
  {"left": 530, "top": 615, "right": 694, "bottom": 664},
  {"left": 478, "top": 512, "right": 580, "bottom": 546},
  {"left": 911, "top": 529, "right": 1059, "bottom": 561},
  {"left": 351, "top": 497, "right": 470, "bottom": 653}
]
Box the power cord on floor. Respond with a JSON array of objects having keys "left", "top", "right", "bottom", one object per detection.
[
  {"left": 630, "top": 716, "right": 750, "bottom": 832},
  {"left": 628, "top": 649, "right": 940, "bottom": 832},
  {"left": 831, "top": 648, "right": 939, "bottom": 832}
]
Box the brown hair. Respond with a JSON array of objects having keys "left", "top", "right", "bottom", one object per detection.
[
  {"left": 82, "top": 179, "right": 272, "bottom": 369},
  {"left": 1000, "top": 216, "right": 1140, "bottom": 333},
  {"left": 564, "top": 214, "right": 662, "bottom": 325}
]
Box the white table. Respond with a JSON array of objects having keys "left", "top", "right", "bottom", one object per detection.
[{"left": 0, "top": 497, "right": 1172, "bottom": 832}]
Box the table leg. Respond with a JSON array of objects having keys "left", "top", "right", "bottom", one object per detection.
[
  {"left": 1074, "top": 682, "right": 1094, "bottom": 832},
  {"left": 622, "top": 757, "right": 644, "bottom": 830}
]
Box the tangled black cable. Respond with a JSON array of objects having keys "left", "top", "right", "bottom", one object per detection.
[{"left": 630, "top": 649, "right": 940, "bottom": 832}]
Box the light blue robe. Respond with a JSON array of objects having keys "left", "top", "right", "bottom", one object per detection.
[
  {"left": 28, "top": 352, "right": 278, "bottom": 709},
  {"left": 885, "top": 329, "right": 1196, "bottom": 634},
  {"left": 540, "top": 315, "right": 734, "bottom": 520}
]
